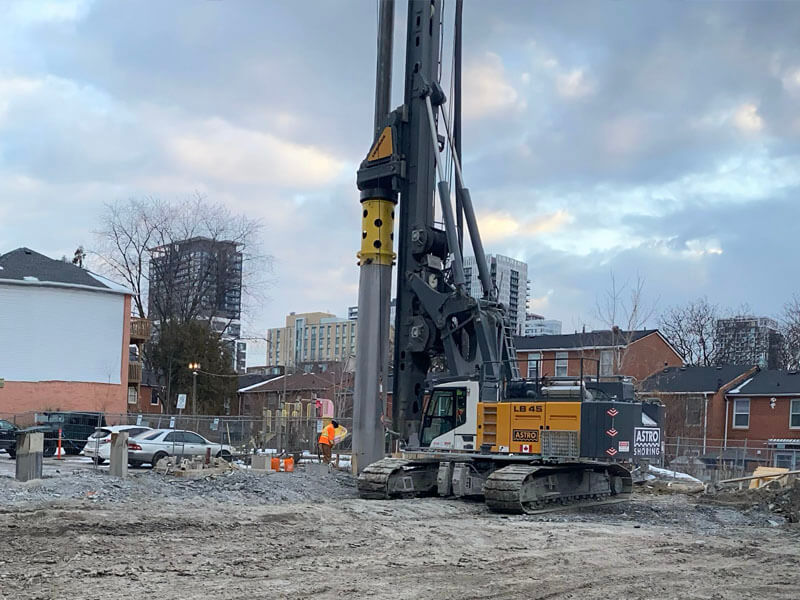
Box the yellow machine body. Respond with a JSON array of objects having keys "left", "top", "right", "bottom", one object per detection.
[{"left": 477, "top": 401, "right": 582, "bottom": 454}]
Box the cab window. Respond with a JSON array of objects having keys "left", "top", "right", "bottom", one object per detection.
[
  {"left": 455, "top": 388, "right": 467, "bottom": 427},
  {"left": 421, "top": 388, "right": 467, "bottom": 446}
]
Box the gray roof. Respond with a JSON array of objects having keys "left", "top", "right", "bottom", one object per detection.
[
  {"left": 728, "top": 369, "right": 800, "bottom": 396},
  {"left": 515, "top": 329, "right": 658, "bottom": 351},
  {"left": 0, "top": 248, "right": 127, "bottom": 293},
  {"left": 639, "top": 365, "right": 754, "bottom": 393}
]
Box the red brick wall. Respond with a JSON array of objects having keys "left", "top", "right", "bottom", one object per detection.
[
  {"left": 518, "top": 333, "right": 682, "bottom": 382},
  {"left": 2, "top": 381, "right": 128, "bottom": 418},
  {"left": 622, "top": 333, "right": 683, "bottom": 382},
  {"left": 721, "top": 395, "right": 800, "bottom": 442}
]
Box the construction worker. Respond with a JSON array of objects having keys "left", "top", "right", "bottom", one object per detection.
[{"left": 318, "top": 419, "right": 339, "bottom": 464}]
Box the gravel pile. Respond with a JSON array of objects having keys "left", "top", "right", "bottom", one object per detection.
[
  {"left": 705, "top": 479, "right": 800, "bottom": 524},
  {"left": 0, "top": 466, "right": 358, "bottom": 506}
]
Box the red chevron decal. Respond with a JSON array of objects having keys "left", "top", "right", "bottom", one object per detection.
[
  {"left": 606, "top": 447, "right": 618, "bottom": 456},
  {"left": 606, "top": 408, "right": 619, "bottom": 417},
  {"left": 606, "top": 428, "right": 618, "bottom": 437}
]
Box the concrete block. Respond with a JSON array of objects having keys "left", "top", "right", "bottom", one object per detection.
[
  {"left": 252, "top": 455, "right": 268, "bottom": 470},
  {"left": 15, "top": 432, "right": 43, "bottom": 482},
  {"left": 109, "top": 432, "right": 129, "bottom": 478}
]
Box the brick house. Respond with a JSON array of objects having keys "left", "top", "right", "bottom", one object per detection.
[
  {"left": 638, "top": 365, "right": 757, "bottom": 440},
  {"left": 641, "top": 366, "right": 800, "bottom": 470},
  {"left": 237, "top": 371, "right": 352, "bottom": 421},
  {"left": 724, "top": 370, "right": 800, "bottom": 467},
  {"left": 515, "top": 329, "right": 683, "bottom": 383},
  {"left": 0, "top": 248, "right": 133, "bottom": 418}
]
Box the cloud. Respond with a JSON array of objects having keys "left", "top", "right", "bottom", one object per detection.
[
  {"left": 463, "top": 52, "right": 525, "bottom": 119},
  {"left": 555, "top": 68, "right": 594, "bottom": 99},
  {"left": 733, "top": 103, "right": 764, "bottom": 133},
  {"left": 166, "top": 118, "right": 347, "bottom": 188},
  {"left": 478, "top": 210, "right": 572, "bottom": 243},
  {"left": 2, "top": 0, "right": 800, "bottom": 335}
]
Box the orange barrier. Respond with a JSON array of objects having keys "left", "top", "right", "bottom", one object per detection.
[
  {"left": 55, "top": 428, "right": 63, "bottom": 460},
  {"left": 284, "top": 457, "right": 294, "bottom": 472},
  {"left": 270, "top": 457, "right": 281, "bottom": 471}
]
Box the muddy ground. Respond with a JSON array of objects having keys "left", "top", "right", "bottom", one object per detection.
[{"left": 1, "top": 469, "right": 799, "bottom": 600}]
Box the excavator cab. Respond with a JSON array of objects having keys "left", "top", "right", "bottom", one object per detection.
[{"left": 419, "top": 381, "right": 479, "bottom": 450}]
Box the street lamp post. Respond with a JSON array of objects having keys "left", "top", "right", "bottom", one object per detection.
[{"left": 189, "top": 362, "right": 201, "bottom": 415}]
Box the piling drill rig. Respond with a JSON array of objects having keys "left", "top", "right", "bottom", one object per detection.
[{"left": 351, "top": 0, "right": 663, "bottom": 514}]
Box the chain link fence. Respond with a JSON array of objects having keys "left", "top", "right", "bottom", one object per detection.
[
  {"left": 664, "top": 436, "right": 800, "bottom": 482},
  {"left": 0, "top": 410, "right": 352, "bottom": 458}
]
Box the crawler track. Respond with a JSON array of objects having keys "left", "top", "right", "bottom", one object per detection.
[
  {"left": 483, "top": 463, "right": 630, "bottom": 514},
  {"left": 356, "top": 458, "right": 413, "bottom": 499}
]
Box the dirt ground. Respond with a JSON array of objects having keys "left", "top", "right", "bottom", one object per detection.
[{"left": 1, "top": 469, "right": 799, "bottom": 600}]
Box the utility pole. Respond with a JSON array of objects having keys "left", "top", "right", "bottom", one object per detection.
[
  {"left": 352, "top": 0, "right": 395, "bottom": 474},
  {"left": 189, "top": 362, "right": 201, "bottom": 414}
]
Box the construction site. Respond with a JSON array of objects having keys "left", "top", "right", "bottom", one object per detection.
[
  {"left": 2, "top": 0, "right": 800, "bottom": 598},
  {"left": 1, "top": 463, "right": 799, "bottom": 599}
]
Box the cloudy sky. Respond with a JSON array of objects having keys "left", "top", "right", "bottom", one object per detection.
[{"left": 1, "top": 0, "right": 799, "bottom": 337}]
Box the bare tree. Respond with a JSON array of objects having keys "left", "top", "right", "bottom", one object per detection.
[
  {"left": 92, "top": 194, "right": 268, "bottom": 324},
  {"left": 92, "top": 197, "right": 172, "bottom": 318},
  {"left": 91, "top": 194, "right": 270, "bottom": 410},
  {"left": 658, "top": 297, "right": 720, "bottom": 366},
  {"left": 594, "top": 272, "right": 658, "bottom": 374},
  {"left": 781, "top": 295, "right": 800, "bottom": 369}
]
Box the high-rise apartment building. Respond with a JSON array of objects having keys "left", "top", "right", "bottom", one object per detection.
[
  {"left": 148, "top": 237, "right": 243, "bottom": 339},
  {"left": 714, "top": 316, "right": 783, "bottom": 369},
  {"left": 463, "top": 254, "right": 529, "bottom": 335},
  {"left": 525, "top": 313, "right": 562, "bottom": 336},
  {"left": 266, "top": 312, "right": 357, "bottom": 368},
  {"left": 148, "top": 237, "right": 243, "bottom": 373}
]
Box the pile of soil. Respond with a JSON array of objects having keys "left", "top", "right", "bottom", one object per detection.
[{"left": 703, "top": 479, "right": 800, "bottom": 523}]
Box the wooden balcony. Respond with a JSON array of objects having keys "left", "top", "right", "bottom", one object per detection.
[
  {"left": 128, "top": 361, "right": 143, "bottom": 384},
  {"left": 130, "top": 317, "right": 152, "bottom": 343}
]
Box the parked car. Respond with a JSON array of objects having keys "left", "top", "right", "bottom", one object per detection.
[
  {"left": 34, "top": 411, "right": 107, "bottom": 455},
  {"left": 83, "top": 425, "right": 153, "bottom": 464},
  {"left": 0, "top": 419, "right": 18, "bottom": 457},
  {"left": 127, "top": 429, "right": 234, "bottom": 467},
  {"left": 0, "top": 419, "right": 58, "bottom": 458}
]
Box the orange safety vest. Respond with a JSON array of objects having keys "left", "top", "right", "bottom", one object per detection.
[{"left": 318, "top": 423, "right": 336, "bottom": 445}]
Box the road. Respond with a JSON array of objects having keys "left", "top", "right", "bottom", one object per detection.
[{"left": 0, "top": 449, "right": 112, "bottom": 477}]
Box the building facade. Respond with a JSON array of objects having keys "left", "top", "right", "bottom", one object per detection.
[
  {"left": 515, "top": 329, "right": 683, "bottom": 383},
  {"left": 464, "top": 254, "right": 528, "bottom": 335},
  {"left": 266, "top": 312, "right": 357, "bottom": 368},
  {"left": 639, "top": 365, "right": 757, "bottom": 441},
  {"left": 714, "top": 316, "right": 783, "bottom": 369},
  {"left": 524, "top": 313, "right": 562, "bottom": 336},
  {"left": 0, "top": 248, "right": 132, "bottom": 416},
  {"left": 148, "top": 237, "right": 243, "bottom": 340}
]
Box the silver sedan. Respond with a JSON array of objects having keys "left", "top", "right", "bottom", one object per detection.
[{"left": 127, "top": 429, "right": 234, "bottom": 467}]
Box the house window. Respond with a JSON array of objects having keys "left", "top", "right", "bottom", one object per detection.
[
  {"left": 686, "top": 396, "right": 703, "bottom": 426},
  {"left": 527, "top": 353, "right": 541, "bottom": 378},
  {"left": 733, "top": 398, "right": 750, "bottom": 429},
  {"left": 791, "top": 399, "right": 800, "bottom": 429},
  {"left": 600, "top": 350, "right": 613, "bottom": 377},
  {"left": 127, "top": 387, "right": 138, "bottom": 405},
  {"left": 150, "top": 391, "right": 159, "bottom": 406},
  {"left": 555, "top": 352, "right": 568, "bottom": 377}
]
